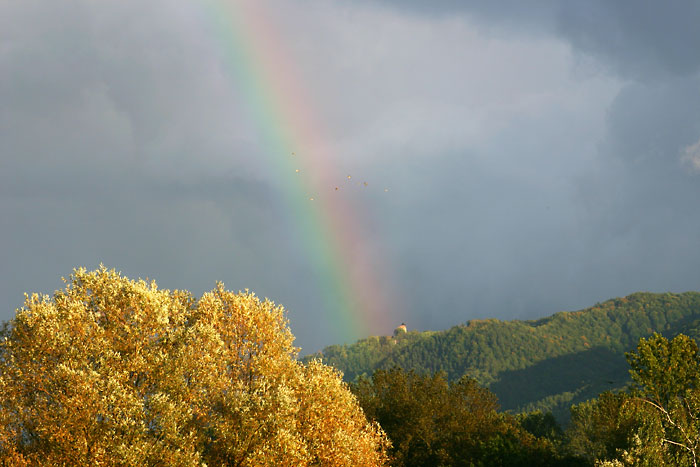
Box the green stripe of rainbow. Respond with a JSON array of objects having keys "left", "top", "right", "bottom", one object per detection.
[{"left": 200, "top": 0, "right": 395, "bottom": 344}]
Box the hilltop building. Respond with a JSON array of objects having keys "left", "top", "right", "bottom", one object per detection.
[{"left": 393, "top": 323, "right": 407, "bottom": 337}]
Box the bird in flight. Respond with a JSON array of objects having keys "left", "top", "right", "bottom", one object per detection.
[{"left": 289, "top": 152, "right": 389, "bottom": 200}]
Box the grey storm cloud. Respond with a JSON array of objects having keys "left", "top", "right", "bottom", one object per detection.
[
  {"left": 338, "top": 0, "right": 700, "bottom": 325},
  {"left": 2, "top": 0, "right": 700, "bottom": 352},
  {"left": 363, "top": 0, "right": 700, "bottom": 80},
  {"left": 574, "top": 75, "right": 700, "bottom": 288}
]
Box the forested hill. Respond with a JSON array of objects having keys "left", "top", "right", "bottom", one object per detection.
[{"left": 304, "top": 292, "right": 700, "bottom": 421}]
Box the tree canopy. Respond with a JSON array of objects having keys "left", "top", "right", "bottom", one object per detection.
[
  {"left": 0, "top": 267, "right": 388, "bottom": 466},
  {"left": 351, "top": 368, "right": 577, "bottom": 466},
  {"left": 565, "top": 333, "right": 700, "bottom": 466},
  {"left": 308, "top": 292, "right": 700, "bottom": 420}
]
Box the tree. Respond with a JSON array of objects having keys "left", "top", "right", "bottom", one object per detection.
[
  {"left": 565, "top": 391, "right": 642, "bottom": 464},
  {"left": 352, "top": 368, "right": 567, "bottom": 466},
  {"left": 518, "top": 411, "right": 563, "bottom": 443},
  {"left": 627, "top": 333, "right": 700, "bottom": 407},
  {"left": 564, "top": 334, "right": 700, "bottom": 466},
  {"left": 625, "top": 333, "right": 700, "bottom": 466},
  {"left": 0, "top": 267, "right": 388, "bottom": 466}
]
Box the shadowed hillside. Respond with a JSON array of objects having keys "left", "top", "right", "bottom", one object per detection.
[{"left": 304, "top": 292, "right": 700, "bottom": 421}]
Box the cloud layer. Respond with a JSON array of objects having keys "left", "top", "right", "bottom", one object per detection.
[{"left": 2, "top": 0, "right": 700, "bottom": 352}]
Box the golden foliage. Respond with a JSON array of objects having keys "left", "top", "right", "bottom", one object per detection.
[{"left": 0, "top": 267, "right": 388, "bottom": 466}]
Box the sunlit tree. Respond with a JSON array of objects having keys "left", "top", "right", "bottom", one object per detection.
[
  {"left": 626, "top": 333, "right": 700, "bottom": 466},
  {"left": 564, "top": 333, "right": 700, "bottom": 466},
  {"left": 0, "top": 267, "right": 388, "bottom": 466}
]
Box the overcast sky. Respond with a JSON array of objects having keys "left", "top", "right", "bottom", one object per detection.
[{"left": 2, "top": 0, "right": 700, "bottom": 353}]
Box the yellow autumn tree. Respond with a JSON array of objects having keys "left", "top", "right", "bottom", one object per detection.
[{"left": 0, "top": 267, "right": 388, "bottom": 466}]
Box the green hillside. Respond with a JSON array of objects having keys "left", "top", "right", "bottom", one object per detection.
[{"left": 304, "top": 292, "right": 700, "bottom": 421}]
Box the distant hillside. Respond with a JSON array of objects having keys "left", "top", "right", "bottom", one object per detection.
[{"left": 304, "top": 292, "right": 700, "bottom": 422}]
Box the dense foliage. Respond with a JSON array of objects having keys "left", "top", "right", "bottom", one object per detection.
[
  {"left": 351, "top": 368, "right": 581, "bottom": 466},
  {"left": 565, "top": 333, "right": 700, "bottom": 466},
  {"left": 0, "top": 267, "right": 388, "bottom": 466},
  {"left": 4, "top": 268, "right": 700, "bottom": 465},
  {"left": 346, "top": 333, "right": 700, "bottom": 466},
  {"left": 307, "top": 292, "right": 700, "bottom": 420}
]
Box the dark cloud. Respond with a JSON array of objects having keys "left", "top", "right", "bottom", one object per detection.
[
  {"left": 573, "top": 74, "right": 700, "bottom": 296},
  {"left": 362, "top": 0, "right": 700, "bottom": 80},
  {"left": 348, "top": 0, "right": 700, "bottom": 330},
  {"left": 556, "top": 1, "right": 700, "bottom": 80}
]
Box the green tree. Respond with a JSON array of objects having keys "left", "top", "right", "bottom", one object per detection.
[
  {"left": 564, "top": 333, "right": 700, "bottom": 466},
  {"left": 625, "top": 333, "right": 700, "bottom": 466},
  {"left": 352, "top": 368, "right": 567, "bottom": 466},
  {"left": 518, "top": 411, "right": 563, "bottom": 443},
  {"left": 565, "top": 391, "right": 641, "bottom": 465},
  {"left": 627, "top": 333, "right": 700, "bottom": 406}
]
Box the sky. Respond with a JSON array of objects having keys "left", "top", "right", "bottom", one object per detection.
[{"left": 2, "top": 0, "right": 700, "bottom": 354}]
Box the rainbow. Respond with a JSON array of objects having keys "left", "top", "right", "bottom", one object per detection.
[{"left": 198, "top": 0, "right": 397, "bottom": 345}]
